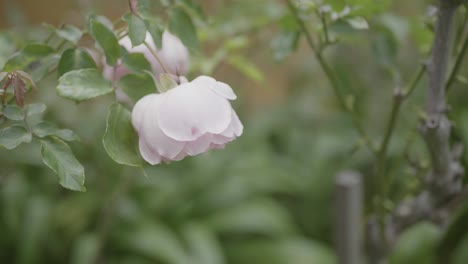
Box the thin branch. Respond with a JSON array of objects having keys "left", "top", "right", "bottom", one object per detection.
[
  {"left": 143, "top": 41, "right": 170, "bottom": 74},
  {"left": 286, "top": 0, "right": 374, "bottom": 152},
  {"left": 446, "top": 15, "right": 468, "bottom": 90}
]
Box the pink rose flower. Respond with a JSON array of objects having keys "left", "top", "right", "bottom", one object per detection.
[{"left": 131, "top": 76, "right": 243, "bottom": 165}]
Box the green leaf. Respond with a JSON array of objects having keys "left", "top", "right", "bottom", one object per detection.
[
  {"left": 145, "top": 19, "right": 163, "bottom": 49},
  {"left": 89, "top": 18, "right": 120, "bottom": 66},
  {"left": 57, "top": 48, "right": 97, "bottom": 77},
  {"left": 438, "top": 203, "right": 468, "bottom": 262},
  {"left": 40, "top": 137, "right": 86, "bottom": 191},
  {"left": 30, "top": 54, "right": 61, "bottom": 82},
  {"left": 227, "top": 55, "right": 264, "bottom": 82},
  {"left": 3, "top": 44, "right": 54, "bottom": 71},
  {"left": 103, "top": 103, "right": 143, "bottom": 166},
  {"left": 117, "top": 73, "right": 155, "bottom": 104},
  {"left": 33, "top": 122, "right": 79, "bottom": 142},
  {"left": 389, "top": 222, "right": 441, "bottom": 264},
  {"left": 2, "top": 105, "right": 24, "bottom": 120},
  {"left": 121, "top": 52, "right": 152, "bottom": 74},
  {"left": 168, "top": 7, "right": 199, "bottom": 50},
  {"left": 25, "top": 103, "right": 46, "bottom": 116},
  {"left": 372, "top": 26, "right": 398, "bottom": 67},
  {"left": 56, "top": 24, "right": 83, "bottom": 44},
  {"left": 205, "top": 198, "right": 295, "bottom": 235},
  {"left": 123, "top": 13, "right": 147, "bottom": 46},
  {"left": 182, "top": 223, "right": 225, "bottom": 264},
  {"left": 227, "top": 238, "right": 336, "bottom": 264},
  {"left": 271, "top": 30, "right": 300, "bottom": 61},
  {"left": 0, "top": 125, "right": 32, "bottom": 149},
  {"left": 57, "top": 69, "right": 113, "bottom": 101},
  {"left": 346, "top": 17, "right": 369, "bottom": 30},
  {"left": 157, "top": 73, "right": 178, "bottom": 93}
]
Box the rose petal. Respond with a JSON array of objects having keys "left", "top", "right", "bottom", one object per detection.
[
  {"left": 138, "top": 138, "right": 162, "bottom": 165},
  {"left": 183, "top": 134, "right": 213, "bottom": 156},
  {"left": 157, "top": 82, "right": 232, "bottom": 141},
  {"left": 157, "top": 30, "right": 190, "bottom": 76}
]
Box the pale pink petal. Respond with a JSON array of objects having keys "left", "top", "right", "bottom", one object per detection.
[
  {"left": 191, "top": 76, "right": 236, "bottom": 100},
  {"left": 183, "top": 134, "right": 213, "bottom": 156},
  {"left": 230, "top": 109, "right": 243, "bottom": 137},
  {"left": 157, "top": 82, "right": 232, "bottom": 141},
  {"left": 138, "top": 138, "right": 162, "bottom": 165},
  {"left": 132, "top": 94, "right": 158, "bottom": 131}
]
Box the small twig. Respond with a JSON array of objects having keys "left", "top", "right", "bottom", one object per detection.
[
  {"left": 286, "top": 0, "right": 374, "bottom": 152},
  {"left": 446, "top": 12, "right": 468, "bottom": 90},
  {"left": 143, "top": 41, "right": 170, "bottom": 74}
]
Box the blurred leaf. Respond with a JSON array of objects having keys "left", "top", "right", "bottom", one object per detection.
[
  {"left": 25, "top": 103, "right": 46, "bottom": 116},
  {"left": 58, "top": 48, "right": 97, "bottom": 77},
  {"left": 0, "top": 71, "right": 7, "bottom": 82},
  {"left": 345, "top": 17, "right": 369, "bottom": 30},
  {"left": 0, "top": 125, "right": 32, "bottom": 149},
  {"left": 169, "top": 7, "right": 199, "bottom": 50},
  {"left": 145, "top": 18, "right": 163, "bottom": 49},
  {"left": 227, "top": 55, "right": 264, "bottom": 82},
  {"left": 389, "top": 222, "right": 441, "bottom": 264},
  {"left": 57, "top": 69, "right": 113, "bottom": 101},
  {"left": 438, "top": 203, "right": 468, "bottom": 262},
  {"left": 3, "top": 44, "right": 54, "bottom": 71},
  {"left": 70, "top": 234, "right": 100, "bottom": 264},
  {"left": 123, "top": 13, "right": 147, "bottom": 46},
  {"left": 33, "top": 122, "right": 79, "bottom": 142},
  {"left": 116, "top": 221, "right": 190, "bottom": 263},
  {"left": 40, "top": 136, "right": 86, "bottom": 191},
  {"left": 452, "top": 235, "right": 468, "bottom": 264},
  {"left": 121, "top": 52, "right": 152, "bottom": 74},
  {"left": 372, "top": 26, "right": 398, "bottom": 67},
  {"left": 117, "top": 73, "right": 155, "bottom": 104},
  {"left": 271, "top": 30, "right": 300, "bottom": 61},
  {"left": 205, "top": 198, "right": 295, "bottom": 235},
  {"left": 17, "top": 196, "right": 50, "bottom": 264},
  {"left": 56, "top": 24, "right": 83, "bottom": 44},
  {"left": 226, "top": 238, "right": 336, "bottom": 264},
  {"left": 2, "top": 104, "right": 24, "bottom": 120},
  {"left": 182, "top": 223, "right": 226, "bottom": 264},
  {"left": 103, "top": 103, "right": 143, "bottom": 166},
  {"left": 89, "top": 18, "right": 120, "bottom": 66}
]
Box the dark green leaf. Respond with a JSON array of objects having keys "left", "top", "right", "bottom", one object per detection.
[
  {"left": 3, "top": 44, "right": 54, "bottom": 71},
  {"left": 168, "top": 7, "right": 199, "bottom": 50},
  {"left": 40, "top": 137, "right": 86, "bottom": 191},
  {"left": 123, "top": 13, "right": 147, "bottom": 46},
  {"left": 117, "top": 73, "right": 155, "bottom": 104},
  {"left": 145, "top": 19, "right": 163, "bottom": 49},
  {"left": 103, "top": 103, "right": 143, "bottom": 166},
  {"left": 33, "top": 122, "right": 79, "bottom": 142},
  {"left": 57, "top": 69, "right": 113, "bottom": 101},
  {"left": 56, "top": 24, "right": 83, "bottom": 44},
  {"left": 58, "top": 48, "right": 97, "bottom": 77},
  {"left": 30, "top": 54, "right": 60, "bottom": 82},
  {"left": 2, "top": 105, "right": 24, "bottom": 120},
  {"left": 121, "top": 52, "right": 152, "bottom": 73},
  {"left": 0, "top": 125, "right": 32, "bottom": 149},
  {"left": 89, "top": 18, "right": 120, "bottom": 66}
]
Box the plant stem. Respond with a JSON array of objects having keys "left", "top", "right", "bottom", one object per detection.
[
  {"left": 446, "top": 11, "right": 468, "bottom": 90},
  {"left": 144, "top": 41, "right": 170, "bottom": 74},
  {"left": 286, "top": 0, "right": 373, "bottom": 151}
]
